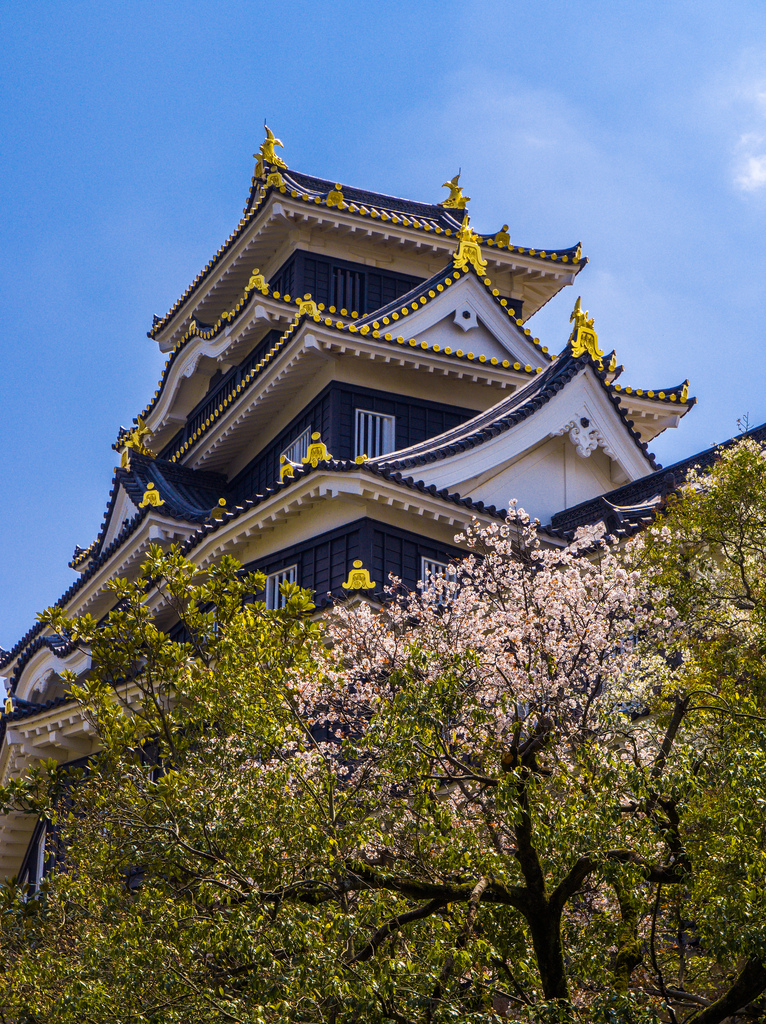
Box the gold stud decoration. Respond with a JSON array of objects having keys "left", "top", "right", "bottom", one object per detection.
[
  {"left": 439, "top": 172, "right": 471, "bottom": 209},
  {"left": 452, "top": 214, "right": 488, "bottom": 275},
  {"left": 302, "top": 432, "right": 332, "bottom": 467},
  {"left": 342, "top": 559, "right": 376, "bottom": 590},
  {"left": 568, "top": 297, "right": 605, "bottom": 369},
  {"left": 138, "top": 482, "right": 165, "bottom": 508}
]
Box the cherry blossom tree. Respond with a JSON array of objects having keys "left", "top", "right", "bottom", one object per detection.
[{"left": 2, "top": 442, "right": 766, "bottom": 1022}]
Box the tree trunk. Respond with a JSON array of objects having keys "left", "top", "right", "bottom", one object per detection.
[
  {"left": 686, "top": 958, "right": 766, "bottom": 1024},
  {"left": 527, "top": 902, "right": 570, "bottom": 1001}
]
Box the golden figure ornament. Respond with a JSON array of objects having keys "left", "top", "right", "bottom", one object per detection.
[
  {"left": 452, "top": 214, "right": 487, "bottom": 275},
  {"left": 342, "top": 559, "right": 376, "bottom": 590},
  {"left": 254, "top": 124, "right": 287, "bottom": 178},
  {"left": 439, "top": 172, "right": 471, "bottom": 209},
  {"left": 138, "top": 482, "right": 165, "bottom": 508},
  {"left": 569, "top": 297, "right": 605, "bottom": 369},
  {"left": 302, "top": 432, "right": 332, "bottom": 467},
  {"left": 120, "top": 415, "right": 154, "bottom": 467}
]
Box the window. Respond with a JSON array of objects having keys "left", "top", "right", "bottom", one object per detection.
[
  {"left": 281, "top": 428, "right": 311, "bottom": 466},
  {"left": 265, "top": 565, "right": 298, "bottom": 609},
  {"left": 355, "top": 410, "right": 396, "bottom": 459},
  {"left": 18, "top": 822, "right": 47, "bottom": 893},
  {"left": 420, "top": 557, "right": 458, "bottom": 606},
  {"left": 332, "top": 266, "right": 364, "bottom": 315}
]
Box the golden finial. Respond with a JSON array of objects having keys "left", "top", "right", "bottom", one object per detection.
[
  {"left": 280, "top": 455, "right": 296, "bottom": 481},
  {"left": 326, "top": 184, "right": 345, "bottom": 209},
  {"left": 209, "top": 498, "right": 228, "bottom": 521},
  {"left": 494, "top": 224, "right": 510, "bottom": 247},
  {"left": 4, "top": 696, "right": 13, "bottom": 715},
  {"left": 302, "top": 432, "right": 332, "bottom": 467},
  {"left": 138, "top": 482, "right": 165, "bottom": 508},
  {"left": 680, "top": 380, "right": 689, "bottom": 403},
  {"left": 607, "top": 351, "right": 617, "bottom": 374},
  {"left": 568, "top": 297, "right": 605, "bottom": 369},
  {"left": 120, "top": 416, "right": 154, "bottom": 468},
  {"left": 452, "top": 214, "right": 488, "bottom": 275},
  {"left": 439, "top": 172, "right": 471, "bottom": 209},
  {"left": 342, "top": 559, "right": 376, "bottom": 590},
  {"left": 254, "top": 123, "right": 288, "bottom": 178}
]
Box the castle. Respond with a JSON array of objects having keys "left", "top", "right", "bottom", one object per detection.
[{"left": 0, "top": 129, "right": 696, "bottom": 885}]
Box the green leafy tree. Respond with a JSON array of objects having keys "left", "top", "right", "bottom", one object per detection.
[{"left": 2, "top": 443, "right": 766, "bottom": 1022}]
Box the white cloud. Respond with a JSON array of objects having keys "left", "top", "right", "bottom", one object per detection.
[{"left": 735, "top": 142, "right": 766, "bottom": 191}]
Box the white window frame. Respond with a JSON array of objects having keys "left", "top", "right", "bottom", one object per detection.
[
  {"left": 281, "top": 427, "right": 311, "bottom": 466},
  {"left": 355, "top": 409, "right": 396, "bottom": 459},
  {"left": 420, "top": 557, "right": 458, "bottom": 606},
  {"left": 265, "top": 565, "right": 298, "bottom": 610}
]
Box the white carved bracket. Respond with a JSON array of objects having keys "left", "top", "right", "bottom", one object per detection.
[{"left": 555, "top": 414, "right": 614, "bottom": 459}]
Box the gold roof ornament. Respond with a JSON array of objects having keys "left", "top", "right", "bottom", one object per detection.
[
  {"left": 494, "top": 225, "right": 511, "bottom": 247},
  {"left": 138, "top": 482, "right": 165, "bottom": 508},
  {"left": 681, "top": 380, "right": 689, "bottom": 403},
  {"left": 246, "top": 268, "right": 267, "bottom": 293},
  {"left": 326, "top": 184, "right": 345, "bottom": 209},
  {"left": 4, "top": 696, "right": 13, "bottom": 715},
  {"left": 266, "top": 169, "right": 284, "bottom": 188},
  {"left": 302, "top": 432, "right": 332, "bottom": 468},
  {"left": 254, "top": 123, "right": 287, "bottom": 178},
  {"left": 120, "top": 416, "right": 154, "bottom": 468},
  {"left": 280, "top": 455, "right": 297, "bottom": 481},
  {"left": 342, "top": 559, "right": 376, "bottom": 591},
  {"left": 569, "top": 297, "right": 605, "bottom": 369},
  {"left": 607, "top": 351, "right": 617, "bottom": 374},
  {"left": 209, "top": 498, "right": 228, "bottom": 521},
  {"left": 296, "top": 295, "right": 319, "bottom": 318},
  {"left": 439, "top": 172, "right": 471, "bottom": 209},
  {"left": 452, "top": 214, "right": 487, "bottom": 275}
]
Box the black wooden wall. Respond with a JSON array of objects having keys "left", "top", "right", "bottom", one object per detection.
[{"left": 229, "top": 383, "right": 478, "bottom": 501}]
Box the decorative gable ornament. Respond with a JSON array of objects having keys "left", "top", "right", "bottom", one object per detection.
[
  {"left": 453, "top": 215, "right": 487, "bottom": 275},
  {"left": 555, "top": 414, "right": 615, "bottom": 460},
  {"left": 569, "top": 297, "right": 605, "bottom": 369}
]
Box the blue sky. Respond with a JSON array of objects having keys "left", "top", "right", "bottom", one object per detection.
[{"left": 2, "top": 0, "right": 766, "bottom": 647}]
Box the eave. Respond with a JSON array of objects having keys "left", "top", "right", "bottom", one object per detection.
[{"left": 149, "top": 175, "right": 586, "bottom": 347}]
